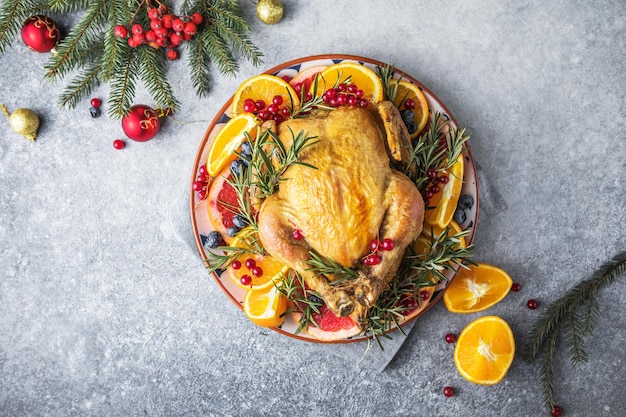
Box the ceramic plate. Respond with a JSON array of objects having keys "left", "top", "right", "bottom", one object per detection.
[{"left": 190, "top": 54, "right": 479, "bottom": 344}]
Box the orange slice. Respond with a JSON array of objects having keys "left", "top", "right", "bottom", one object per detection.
[
  {"left": 207, "top": 113, "right": 259, "bottom": 176},
  {"left": 392, "top": 80, "right": 429, "bottom": 138},
  {"left": 421, "top": 220, "right": 467, "bottom": 249},
  {"left": 454, "top": 316, "right": 515, "bottom": 385},
  {"left": 231, "top": 74, "right": 300, "bottom": 116},
  {"left": 244, "top": 284, "right": 287, "bottom": 328},
  {"left": 314, "top": 62, "right": 384, "bottom": 104},
  {"left": 424, "top": 152, "right": 465, "bottom": 228},
  {"left": 228, "top": 228, "right": 289, "bottom": 290},
  {"left": 443, "top": 263, "right": 513, "bottom": 313}
]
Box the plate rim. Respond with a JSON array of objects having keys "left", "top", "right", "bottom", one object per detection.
[{"left": 189, "top": 54, "right": 480, "bottom": 344}]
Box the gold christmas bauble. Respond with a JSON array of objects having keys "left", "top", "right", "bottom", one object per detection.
[
  {"left": 8, "top": 108, "right": 40, "bottom": 141},
  {"left": 256, "top": 0, "right": 284, "bottom": 25}
]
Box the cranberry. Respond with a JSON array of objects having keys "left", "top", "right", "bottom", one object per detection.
[
  {"left": 443, "top": 386, "right": 455, "bottom": 397},
  {"left": 424, "top": 190, "right": 434, "bottom": 199},
  {"left": 192, "top": 180, "right": 205, "bottom": 191},
  {"left": 166, "top": 49, "right": 179, "bottom": 60},
  {"left": 292, "top": 229, "right": 303, "bottom": 240},
  {"left": 527, "top": 299, "right": 538, "bottom": 310},
  {"left": 272, "top": 114, "right": 284, "bottom": 124},
  {"left": 272, "top": 95, "right": 283, "bottom": 106},
  {"left": 90, "top": 98, "right": 101, "bottom": 108},
  {"left": 251, "top": 266, "right": 263, "bottom": 277},
  {"left": 426, "top": 168, "right": 437, "bottom": 179},
  {"left": 369, "top": 239, "right": 380, "bottom": 252},
  {"left": 438, "top": 175, "right": 449, "bottom": 184},
  {"left": 420, "top": 290, "right": 430, "bottom": 301},
  {"left": 445, "top": 333, "right": 456, "bottom": 343},
  {"left": 430, "top": 185, "right": 440, "bottom": 194},
  {"left": 191, "top": 13, "right": 204, "bottom": 25},
  {"left": 196, "top": 173, "right": 207, "bottom": 183},
  {"left": 231, "top": 260, "right": 242, "bottom": 270},
  {"left": 364, "top": 254, "right": 381, "bottom": 266},
  {"left": 347, "top": 83, "right": 358, "bottom": 94},
  {"left": 257, "top": 110, "right": 271, "bottom": 121},
  {"left": 280, "top": 107, "right": 291, "bottom": 117},
  {"left": 337, "top": 83, "right": 347, "bottom": 92},
  {"left": 199, "top": 165, "right": 208, "bottom": 176},
  {"left": 255, "top": 100, "right": 266, "bottom": 110},
  {"left": 267, "top": 103, "right": 279, "bottom": 114},
  {"left": 404, "top": 98, "right": 416, "bottom": 110},
  {"left": 113, "top": 139, "right": 125, "bottom": 149},
  {"left": 357, "top": 99, "right": 368, "bottom": 108},
  {"left": 114, "top": 25, "right": 128, "bottom": 39},
  {"left": 282, "top": 75, "right": 291, "bottom": 83},
  {"left": 347, "top": 96, "right": 358, "bottom": 106},
  {"left": 550, "top": 406, "right": 563, "bottom": 417},
  {"left": 512, "top": 283, "right": 522, "bottom": 292},
  {"left": 381, "top": 238, "right": 394, "bottom": 251},
  {"left": 356, "top": 89, "right": 364, "bottom": 98},
  {"left": 336, "top": 94, "right": 347, "bottom": 106},
  {"left": 197, "top": 189, "right": 207, "bottom": 200},
  {"left": 240, "top": 275, "right": 252, "bottom": 286},
  {"left": 245, "top": 259, "right": 256, "bottom": 269}
]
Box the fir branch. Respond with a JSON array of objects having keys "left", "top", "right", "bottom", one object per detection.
[
  {"left": 107, "top": 45, "right": 138, "bottom": 117},
  {"left": 99, "top": 0, "right": 129, "bottom": 82},
  {"left": 47, "top": 0, "right": 92, "bottom": 13},
  {"left": 526, "top": 251, "right": 626, "bottom": 412},
  {"left": 58, "top": 62, "right": 101, "bottom": 108},
  {"left": 137, "top": 46, "right": 180, "bottom": 112},
  {"left": 186, "top": 29, "right": 212, "bottom": 96}
]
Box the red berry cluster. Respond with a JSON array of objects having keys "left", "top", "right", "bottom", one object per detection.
[
  {"left": 193, "top": 165, "right": 209, "bottom": 200},
  {"left": 231, "top": 258, "right": 263, "bottom": 286},
  {"left": 242, "top": 95, "right": 291, "bottom": 124},
  {"left": 114, "top": 4, "right": 203, "bottom": 60},
  {"left": 321, "top": 83, "right": 368, "bottom": 108},
  {"left": 422, "top": 168, "right": 448, "bottom": 205},
  {"left": 291, "top": 81, "right": 314, "bottom": 102},
  {"left": 363, "top": 238, "right": 395, "bottom": 266}
]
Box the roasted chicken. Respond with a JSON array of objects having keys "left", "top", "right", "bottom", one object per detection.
[{"left": 257, "top": 104, "right": 424, "bottom": 327}]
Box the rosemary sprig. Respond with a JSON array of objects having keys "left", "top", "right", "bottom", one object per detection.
[
  {"left": 306, "top": 251, "right": 360, "bottom": 284},
  {"left": 276, "top": 271, "right": 323, "bottom": 334},
  {"left": 526, "top": 251, "right": 626, "bottom": 412},
  {"left": 203, "top": 243, "right": 258, "bottom": 275},
  {"left": 222, "top": 157, "right": 258, "bottom": 231},
  {"left": 376, "top": 63, "right": 403, "bottom": 102},
  {"left": 289, "top": 74, "right": 335, "bottom": 118}
]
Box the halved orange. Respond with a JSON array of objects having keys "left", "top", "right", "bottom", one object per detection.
[
  {"left": 424, "top": 153, "right": 465, "bottom": 228},
  {"left": 228, "top": 228, "right": 289, "bottom": 290},
  {"left": 244, "top": 284, "right": 287, "bottom": 328},
  {"left": 207, "top": 113, "right": 259, "bottom": 176},
  {"left": 231, "top": 74, "right": 300, "bottom": 116},
  {"left": 392, "top": 80, "right": 429, "bottom": 138},
  {"left": 314, "top": 62, "right": 384, "bottom": 104},
  {"left": 454, "top": 316, "right": 515, "bottom": 385},
  {"left": 443, "top": 263, "right": 513, "bottom": 313}
]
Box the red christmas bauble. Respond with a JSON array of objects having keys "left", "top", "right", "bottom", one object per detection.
[
  {"left": 21, "top": 15, "right": 60, "bottom": 53},
  {"left": 121, "top": 105, "right": 161, "bottom": 142}
]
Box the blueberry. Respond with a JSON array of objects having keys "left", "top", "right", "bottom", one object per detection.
[
  {"left": 204, "top": 231, "right": 222, "bottom": 249},
  {"left": 406, "top": 121, "right": 418, "bottom": 135},
  {"left": 240, "top": 141, "right": 252, "bottom": 159},
  {"left": 308, "top": 294, "right": 323, "bottom": 305},
  {"left": 226, "top": 226, "right": 240, "bottom": 237},
  {"left": 214, "top": 268, "right": 225, "bottom": 277},
  {"left": 400, "top": 109, "right": 414, "bottom": 124},
  {"left": 458, "top": 194, "right": 474, "bottom": 210},
  {"left": 229, "top": 159, "right": 247, "bottom": 176},
  {"left": 232, "top": 214, "right": 248, "bottom": 229},
  {"left": 89, "top": 106, "right": 101, "bottom": 118},
  {"left": 453, "top": 208, "right": 466, "bottom": 224}
]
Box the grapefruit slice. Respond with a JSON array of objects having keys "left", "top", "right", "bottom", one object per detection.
[{"left": 292, "top": 305, "right": 361, "bottom": 341}]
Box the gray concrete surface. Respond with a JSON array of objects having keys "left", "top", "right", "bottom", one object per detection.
[{"left": 1, "top": 1, "right": 625, "bottom": 416}]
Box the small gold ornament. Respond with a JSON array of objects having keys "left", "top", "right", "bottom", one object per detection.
[
  {"left": 1, "top": 104, "right": 40, "bottom": 141},
  {"left": 256, "top": 0, "right": 284, "bottom": 25}
]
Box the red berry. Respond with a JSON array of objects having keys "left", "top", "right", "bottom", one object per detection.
[
  {"left": 358, "top": 98, "right": 368, "bottom": 108},
  {"left": 90, "top": 98, "right": 101, "bottom": 108},
  {"left": 424, "top": 190, "right": 434, "bottom": 199},
  {"left": 293, "top": 83, "right": 303, "bottom": 94},
  {"left": 347, "top": 95, "right": 357, "bottom": 106},
  {"left": 197, "top": 189, "right": 207, "bottom": 200},
  {"left": 113, "top": 139, "right": 125, "bottom": 149},
  {"left": 550, "top": 406, "right": 563, "bottom": 417},
  {"left": 280, "top": 107, "right": 291, "bottom": 117},
  {"left": 245, "top": 259, "right": 256, "bottom": 269},
  {"left": 243, "top": 101, "right": 256, "bottom": 113},
  {"left": 272, "top": 95, "right": 283, "bottom": 106},
  {"left": 272, "top": 114, "right": 284, "bottom": 124},
  {"left": 336, "top": 94, "right": 347, "bottom": 106},
  {"left": 172, "top": 18, "right": 184, "bottom": 32},
  {"left": 162, "top": 14, "right": 173, "bottom": 28},
  {"left": 292, "top": 229, "right": 303, "bottom": 240},
  {"left": 166, "top": 49, "right": 179, "bottom": 60},
  {"left": 369, "top": 239, "right": 379, "bottom": 252},
  {"left": 114, "top": 25, "right": 128, "bottom": 39},
  {"left": 404, "top": 98, "right": 416, "bottom": 110},
  {"left": 240, "top": 274, "right": 252, "bottom": 286},
  {"left": 199, "top": 165, "right": 208, "bottom": 176},
  {"left": 257, "top": 110, "right": 271, "bottom": 121},
  {"left": 132, "top": 33, "right": 145, "bottom": 45},
  {"left": 337, "top": 83, "right": 347, "bottom": 92},
  {"left": 145, "top": 29, "right": 157, "bottom": 42},
  {"left": 420, "top": 290, "right": 430, "bottom": 300},
  {"left": 445, "top": 333, "right": 456, "bottom": 343},
  {"left": 231, "top": 260, "right": 242, "bottom": 270},
  {"left": 193, "top": 180, "right": 205, "bottom": 191},
  {"left": 191, "top": 13, "right": 203, "bottom": 25},
  {"left": 512, "top": 282, "right": 522, "bottom": 292},
  {"left": 251, "top": 266, "right": 263, "bottom": 277},
  {"left": 183, "top": 22, "right": 197, "bottom": 35},
  {"left": 527, "top": 299, "right": 538, "bottom": 310},
  {"left": 347, "top": 83, "right": 358, "bottom": 94},
  {"left": 281, "top": 75, "right": 291, "bottom": 83},
  {"left": 147, "top": 8, "right": 160, "bottom": 20},
  {"left": 169, "top": 32, "right": 183, "bottom": 46},
  {"left": 356, "top": 89, "right": 364, "bottom": 98},
  {"left": 131, "top": 24, "right": 143, "bottom": 34},
  {"left": 430, "top": 184, "right": 440, "bottom": 194},
  {"left": 438, "top": 175, "right": 449, "bottom": 184},
  {"left": 443, "top": 386, "right": 455, "bottom": 397},
  {"left": 127, "top": 37, "right": 139, "bottom": 48},
  {"left": 426, "top": 168, "right": 437, "bottom": 179},
  {"left": 154, "top": 27, "right": 169, "bottom": 38},
  {"left": 381, "top": 238, "right": 394, "bottom": 251},
  {"left": 255, "top": 100, "right": 266, "bottom": 110},
  {"left": 267, "top": 103, "right": 279, "bottom": 114},
  {"left": 367, "top": 254, "right": 381, "bottom": 266},
  {"left": 150, "top": 19, "right": 162, "bottom": 30},
  {"left": 156, "top": 37, "right": 169, "bottom": 48}
]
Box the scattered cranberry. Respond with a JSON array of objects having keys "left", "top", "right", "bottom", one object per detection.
[
  {"left": 166, "top": 49, "right": 179, "bottom": 60},
  {"left": 445, "top": 333, "right": 456, "bottom": 344},
  {"left": 240, "top": 274, "right": 252, "bottom": 286},
  {"left": 292, "top": 229, "right": 303, "bottom": 240},
  {"left": 90, "top": 98, "right": 102, "bottom": 108},
  {"left": 369, "top": 239, "right": 380, "bottom": 252},
  {"left": 381, "top": 238, "right": 394, "bottom": 251},
  {"left": 114, "top": 25, "right": 128, "bottom": 39},
  {"left": 527, "top": 299, "right": 538, "bottom": 310},
  {"left": 192, "top": 180, "right": 205, "bottom": 192},
  {"left": 231, "top": 260, "right": 242, "bottom": 270},
  {"left": 420, "top": 290, "right": 430, "bottom": 301},
  {"left": 404, "top": 98, "right": 416, "bottom": 110},
  {"left": 550, "top": 406, "right": 563, "bottom": 417},
  {"left": 443, "top": 386, "right": 455, "bottom": 397},
  {"left": 251, "top": 266, "right": 263, "bottom": 277},
  {"left": 245, "top": 259, "right": 256, "bottom": 269},
  {"left": 512, "top": 283, "right": 522, "bottom": 292},
  {"left": 113, "top": 139, "right": 126, "bottom": 149}
]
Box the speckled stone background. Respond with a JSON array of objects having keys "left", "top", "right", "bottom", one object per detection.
[{"left": 1, "top": 1, "right": 625, "bottom": 416}]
